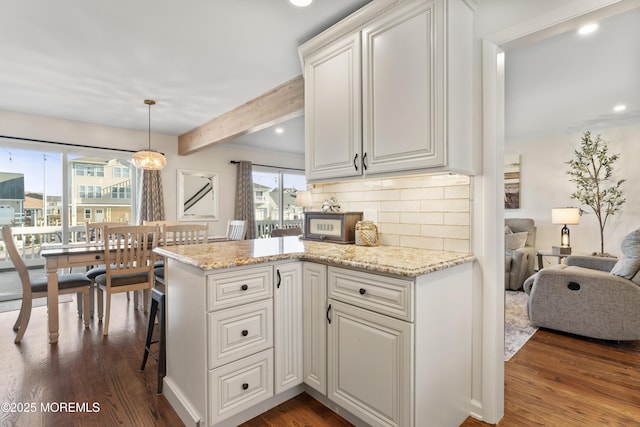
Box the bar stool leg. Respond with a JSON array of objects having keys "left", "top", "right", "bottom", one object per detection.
[
  {"left": 140, "top": 297, "right": 158, "bottom": 371},
  {"left": 157, "top": 292, "right": 166, "bottom": 394}
]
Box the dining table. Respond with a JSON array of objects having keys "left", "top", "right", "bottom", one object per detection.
[{"left": 40, "top": 234, "right": 227, "bottom": 344}]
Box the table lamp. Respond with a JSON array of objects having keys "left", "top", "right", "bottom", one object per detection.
[
  {"left": 295, "top": 190, "right": 312, "bottom": 212},
  {"left": 551, "top": 207, "right": 580, "bottom": 254}
]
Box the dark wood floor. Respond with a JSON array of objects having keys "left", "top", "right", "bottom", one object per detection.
[{"left": 2, "top": 294, "right": 639, "bottom": 426}]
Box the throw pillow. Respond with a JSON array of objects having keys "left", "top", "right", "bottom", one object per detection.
[
  {"left": 505, "top": 232, "right": 528, "bottom": 251},
  {"left": 610, "top": 228, "right": 640, "bottom": 279},
  {"left": 505, "top": 225, "right": 513, "bottom": 234}
]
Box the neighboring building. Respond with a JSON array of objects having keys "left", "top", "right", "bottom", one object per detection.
[
  {"left": 0, "top": 172, "right": 24, "bottom": 225},
  {"left": 70, "top": 157, "right": 132, "bottom": 225}
]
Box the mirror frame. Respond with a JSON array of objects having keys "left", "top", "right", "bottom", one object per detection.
[{"left": 177, "top": 169, "right": 219, "bottom": 222}]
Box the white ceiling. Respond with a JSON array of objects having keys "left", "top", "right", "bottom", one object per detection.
[
  {"left": 1, "top": 1, "right": 638, "bottom": 155},
  {"left": 505, "top": 6, "right": 640, "bottom": 142},
  {"left": 0, "top": 0, "right": 370, "bottom": 139}
]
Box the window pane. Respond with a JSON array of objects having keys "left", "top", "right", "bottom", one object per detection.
[
  {"left": 252, "top": 169, "right": 306, "bottom": 238},
  {"left": 69, "top": 156, "right": 133, "bottom": 229}
]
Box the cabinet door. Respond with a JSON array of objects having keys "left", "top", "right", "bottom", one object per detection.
[
  {"left": 302, "top": 262, "right": 327, "bottom": 394},
  {"left": 328, "top": 299, "right": 413, "bottom": 427},
  {"left": 304, "top": 33, "right": 362, "bottom": 180},
  {"left": 362, "top": 0, "right": 445, "bottom": 174},
  {"left": 274, "top": 262, "right": 303, "bottom": 394}
]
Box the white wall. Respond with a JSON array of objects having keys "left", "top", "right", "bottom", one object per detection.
[
  {"left": 505, "top": 123, "right": 639, "bottom": 260},
  {"left": 0, "top": 109, "right": 304, "bottom": 236}
]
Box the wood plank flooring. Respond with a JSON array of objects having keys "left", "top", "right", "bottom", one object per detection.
[{"left": 1, "top": 292, "right": 639, "bottom": 426}]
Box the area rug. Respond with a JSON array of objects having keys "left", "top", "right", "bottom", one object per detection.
[
  {"left": 0, "top": 295, "right": 73, "bottom": 314},
  {"left": 505, "top": 290, "right": 538, "bottom": 361}
]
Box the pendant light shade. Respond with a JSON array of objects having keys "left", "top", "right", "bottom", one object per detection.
[{"left": 132, "top": 99, "right": 166, "bottom": 170}]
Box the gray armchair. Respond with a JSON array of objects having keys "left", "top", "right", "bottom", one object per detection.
[
  {"left": 505, "top": 218, "right": 536, "bottom": 290},
  {"left": 523, "top": 228, "right": 640, "bottom": 340}
]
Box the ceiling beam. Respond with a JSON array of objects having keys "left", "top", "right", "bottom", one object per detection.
[{"left": 178, "top": 75, "right": 304, "bottom": 155}]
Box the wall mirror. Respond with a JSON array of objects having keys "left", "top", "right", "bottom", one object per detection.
[{"left": 177, "top": 169, "right": 219, "bottom": 221}]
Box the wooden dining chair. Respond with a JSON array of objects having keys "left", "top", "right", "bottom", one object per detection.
[
  {"left": 78, "top": 221, "right": 124, "bottom": 317},
  {"left": 2, "top": 226, "right": 91, "bottom": 343},
  {"left": 271, "top": 227, "right": 302, "bottom": 237},
  {"left": 226, "top": 219, "right": 247, "bottom": 240},
  {"left": 95, "top": 225, "right": 159, "bottom": 336},
  {"left": 154, "top": 223, "right": 208, "bottom": 286}
]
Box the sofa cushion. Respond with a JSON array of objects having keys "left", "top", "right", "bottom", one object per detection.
[
  {"left": 505, "top": 225, "right": 513, "bottom": 234},
  {"left": 611, "top": 229, "right": 640, "bottom": 279},
  {"left": 506, "top": 232, "right": 528, "bottom": 251}
]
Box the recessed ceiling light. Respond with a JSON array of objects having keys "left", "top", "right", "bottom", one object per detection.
[
  {"left": 578, "top": 23, "right": 598, "bottom": 35},
  {"left": 275, "top": 127, "right": 284, "bottom": 134},
  {"left": 613, "top": 104, "right": 627, "bottom": 112},
  {"left": 289, "top": 0, "right": 312, "bottom": 7}
]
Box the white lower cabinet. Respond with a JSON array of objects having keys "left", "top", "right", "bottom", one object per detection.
[
  {"left": 302, "top": 262, "right": 328, "bottom": 394},
  {"left": 208, "top": 349, "right": 274, "bottom": 422},
  {"left": 274, "top": 262, "right": 303, "bottom": 394},
  {"left": 328, "top": 299, "right": 413, "bottom": 427}
]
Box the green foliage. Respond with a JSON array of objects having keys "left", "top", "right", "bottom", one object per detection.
[{"left": 566, "top": 131, "right": 626, "bottom": 255}]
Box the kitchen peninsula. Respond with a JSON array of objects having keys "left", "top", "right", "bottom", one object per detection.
[{"left": 155, "top": 236, "right": 475, "bottom": 427}]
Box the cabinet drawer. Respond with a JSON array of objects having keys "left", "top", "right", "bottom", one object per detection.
[
  {"left": 208, "top": 299, "right": 273, "bottom": 369},
  {"left": 328, "top": 267, "right": 413, "bottom": 321},
  {"left": 208, "top": 349, "right": 274, "bottom": 424},
  {"left": 207, "top": 266, "right": 273, "bottom": 311}
]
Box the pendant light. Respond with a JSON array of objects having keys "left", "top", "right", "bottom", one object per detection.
[{"left": 132, "top": 99, "right": 166, "bottom": 170}]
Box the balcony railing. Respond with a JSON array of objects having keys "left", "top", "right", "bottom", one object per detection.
[
  {"left": 0, "top": 225, "right": 85, "bottom": 269},
  {"left": 256, "top": 220, "right": 303, "bottom": 238}
]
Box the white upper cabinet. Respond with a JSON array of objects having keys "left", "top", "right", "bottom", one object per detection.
[
  {"left": 299, "top": 0, "right": 477, "bottom": 182},
  {"left": 303, "top": 34, "right": 362, "bottom": 181}
]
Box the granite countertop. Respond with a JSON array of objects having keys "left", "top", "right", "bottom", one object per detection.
[{"left": 154, "top": 236, "right": 475, "bottom": 278}]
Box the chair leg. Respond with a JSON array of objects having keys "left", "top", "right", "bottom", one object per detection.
[
  {"left": 14, "top": 301, "right": 32, "bottom": 344},
  {"left": 82, "top": 289, "right": 90, "bottom": 329},
  {"left": 13, "top": 300, "right": 25, "bottom": 331},
  {"left": 97, "top": 287, "right": 104, "bottom": 321},
  {"left": 76, "top": 291, "right": 84, "bottom": 317},
  {"left": 103, "top": 292, "right": 111, "bottom": 336}
]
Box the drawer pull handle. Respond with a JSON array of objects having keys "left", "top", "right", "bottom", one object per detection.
[
  {"left": 353, "top": 153, "right": 359, "bottom": 171},
  {"left": 242, "top": 383, "right": 249, "bottom": 390},
  {"left": 241, "top": 284, "right": 248, "bottom": 291},
  {"left": 242, "top": 329, "right": 248, "bottom": 336},
  {"left": 359, "top": 288, "right": 366, "bottom": 295},
  {"left": 276, "top": 269, "right": 281, "bottom": 288}
]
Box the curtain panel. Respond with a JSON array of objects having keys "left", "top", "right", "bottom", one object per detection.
[
  {"left": 136, "top": 169, "right": 165, "bottom": 224},
  {"left": 234, "top": 161, "right": 256, "bottom": 239}
]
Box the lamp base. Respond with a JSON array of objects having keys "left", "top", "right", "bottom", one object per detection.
[{"left": 552, "top": 246, "right": 572, "bottom": 255}]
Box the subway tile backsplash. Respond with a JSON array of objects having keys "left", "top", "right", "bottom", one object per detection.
[{"left": 310, "top": 174, "right": 471, "bottom": 252}]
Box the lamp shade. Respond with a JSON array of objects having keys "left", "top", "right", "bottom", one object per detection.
[
  {"left": 295, "top": 190, "right": 312, "bottom": 208},
  {"left": 551, "top": 208, "right": 580, "bottom": 225},
  {"left": 132, "top": 99, "right": 166, "bottom": 170},
  {"left": 132, "top": 150, "right": 167, "bottom": 170}
]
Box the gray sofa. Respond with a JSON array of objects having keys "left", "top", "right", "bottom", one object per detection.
[
  {"left": 523, "top": 228, "right": 640, "bottom": 340},
  {"left": 505, "top": 218, "right": 536, "bottom": 290}
]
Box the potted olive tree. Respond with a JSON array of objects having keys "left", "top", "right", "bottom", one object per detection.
[{"left": 566, "top": 131, "right": 626, "bottom": 256}]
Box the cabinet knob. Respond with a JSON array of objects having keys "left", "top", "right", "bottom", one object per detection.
[
  {"left": 242, "top": 329, "right": 248, "bottom": 337},
  {"left": 241, "top": 284, "right": 248, "bottom": 291},
  {"left": 95, "top": 255, "right": 101, "bottom": 260},
  {"left": 359, "top": 288, "right": 366, "bottom": 295},
  {"left": 242, "top": 383, "right": 249, "bottom": 390}
]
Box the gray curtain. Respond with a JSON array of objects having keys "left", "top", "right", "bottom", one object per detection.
[
  {"left": 136, "top": 169, "right": 165, "bottom": 224},
  {"left": 234, "top": 161, "right": 256, "bottom": 239}
]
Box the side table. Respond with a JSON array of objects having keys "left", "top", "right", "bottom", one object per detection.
[{"left": 536, "top": 249, "right": 586, "bottom": 270}]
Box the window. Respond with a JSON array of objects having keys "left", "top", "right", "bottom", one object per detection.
[
  {"left": 84, "top": 208, "right": 91, "bottom": 220},
  {"left": 113, "top": 166, "right": 129, "bottom": 179},
  {"left": 79, "top": 185, "right": 86, "bottom": 198},
  {"left": 95, "top": 186, "right": 102, "bottom": 199},
  {"left": 252, "top": 168, "right": 306, "bottom": 237}
]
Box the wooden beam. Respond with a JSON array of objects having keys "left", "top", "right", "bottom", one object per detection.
[{"left": 178, "top": 75, "right": 304, "bottom": 155}]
